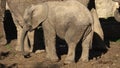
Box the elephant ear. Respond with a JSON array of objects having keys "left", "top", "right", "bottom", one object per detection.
[{"left": 24, "top": 3, "right": 48, "bottom": 30}]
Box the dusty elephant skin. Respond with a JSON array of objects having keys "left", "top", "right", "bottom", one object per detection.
[
  {"left": 21, "top": 0, "right": 94, "bottom": 64},
  {"left": 0, "top": 0, "right": 7, "bottom": 45},
  {"left": 6, "top": 0, "right": 63, "bottom": 52}
]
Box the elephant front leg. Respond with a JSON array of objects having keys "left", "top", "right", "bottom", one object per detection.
[
  {"left": 15, "top": 26, "right": 22, "bottom": 51},
  {"left": 43, "top": 26, "right": 59, "bottom": 62}
]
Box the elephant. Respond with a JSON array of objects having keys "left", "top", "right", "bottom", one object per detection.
[
  {"left": 5, "top": 0, "right": 91, "bottom": 52},
  {"left": 21, "top": 0, "right": 94, "bottom": 64},
  {"left": 5, "top": 0, "right": 104, "bottom": 55},
  {"left": 0, "top": 0, "right": 7, "bottom": 45}
]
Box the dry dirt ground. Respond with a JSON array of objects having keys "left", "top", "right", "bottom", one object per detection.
[{"left": 0, "top": 39, "right": 120, "bottom": 68}]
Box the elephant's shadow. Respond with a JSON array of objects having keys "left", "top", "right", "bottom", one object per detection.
[{"left": 33, "top": 28, "right": 108, "bottom": 62}]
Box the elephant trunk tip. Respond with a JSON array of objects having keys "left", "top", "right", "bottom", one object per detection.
[{"left": 23, "top": 52, "right": 31, "bottom": 58}]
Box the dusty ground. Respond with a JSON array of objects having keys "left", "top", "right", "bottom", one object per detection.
[{"left": 0, "top": 39, "right": 120, "bottom": 68}]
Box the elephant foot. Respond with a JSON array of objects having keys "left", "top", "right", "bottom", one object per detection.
[
  {"left": 80, "top": 57, "right": 89, "bottom": 62},
  {"left": 64, "top": 57, "right": 75, "bottom": 64}
]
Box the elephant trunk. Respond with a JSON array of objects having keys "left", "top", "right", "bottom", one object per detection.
[{"left": 20, "top": 25, "right": 32, "bottom": 58}]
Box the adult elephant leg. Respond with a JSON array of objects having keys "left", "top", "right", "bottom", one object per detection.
[
  {"left": 0, "top": 0, "right": 7, "bottom": 45},
  {"left": 11, "top": 15, "right": 22, "bottom": 51},
  {"left": 43, "top": 22, "right": 59, "bottom": 62},
  {"left": 11, "top": 15, "right": 30, "bottom": 52},
  {"left": 0, "top": 18, "right": 7, "bottom": 45}
]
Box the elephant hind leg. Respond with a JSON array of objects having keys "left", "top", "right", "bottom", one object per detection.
[
  {"left": 43, "top": 22, "right": 59, "bottom": 62},
  {"left": 80, "top": 29, "right": 93, "bottom": 62},
  {"left": 64, "top": 25, "right": 88, "bottom": 64}
]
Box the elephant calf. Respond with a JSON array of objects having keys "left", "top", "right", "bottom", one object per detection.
[{"left": 21, "top": 0, "right": 94, "bottom": 64}]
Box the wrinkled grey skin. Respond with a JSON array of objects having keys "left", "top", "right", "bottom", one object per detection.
[
  {"left": 0, "top": 0, "right": 7, "bottom": 45},
  {"left": 21, "top": 0, "right": 93, "bottom": 64},
  {"left": 113, "top": 0, "right": 120, "bottom": 22},
  {"left": 6, "top": 0, "right": 62, "bottom": 52}
]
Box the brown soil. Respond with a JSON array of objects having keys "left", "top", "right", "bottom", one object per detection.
[{"left": 0, "top": 39, "right": 120, "bottom": 68}]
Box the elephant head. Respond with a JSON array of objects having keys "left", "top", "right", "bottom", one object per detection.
[{"left": 20, "top": 4, "right": 48, "bottom": 57}]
